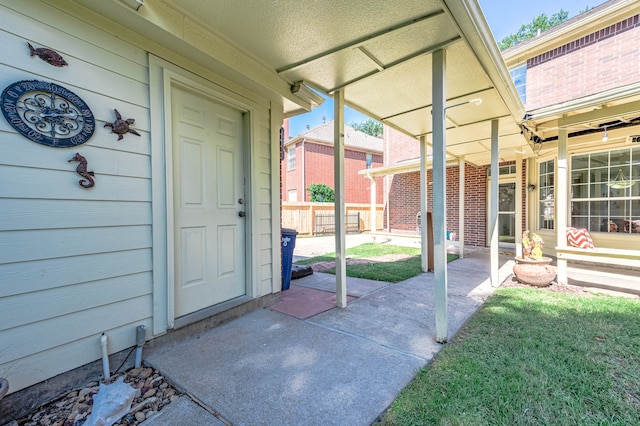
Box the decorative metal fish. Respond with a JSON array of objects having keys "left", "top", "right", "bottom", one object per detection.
[{"left": 27, "top": 42, "right": 68, "bottom": 67}]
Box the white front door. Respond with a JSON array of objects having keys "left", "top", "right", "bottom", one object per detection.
[{"left": 172, "top": 86, "right": 246, "bottom": 318}]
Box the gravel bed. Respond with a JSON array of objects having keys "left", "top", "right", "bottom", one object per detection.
[{"left": 13, "top": 367, "right": 181, "bottom": 426}]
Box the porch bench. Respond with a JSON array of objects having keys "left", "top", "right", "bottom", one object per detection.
[{"left": 555, "top": 246, "right": 640, "bottom": 284}]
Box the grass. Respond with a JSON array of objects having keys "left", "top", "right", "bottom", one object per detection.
[
  {"left": 295, "top": 243, "right": 458, "bottom": 283},
  {"left": 379, "top": 288, "right": 640, "bottom": 425}
]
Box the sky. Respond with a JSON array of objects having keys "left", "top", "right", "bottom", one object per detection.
[{"left": 288, "top": 0, "right": 606, "bottom": 138}]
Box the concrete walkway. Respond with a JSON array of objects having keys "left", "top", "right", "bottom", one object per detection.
[{"left": 143, "top": 243, "right": 514, "bottom": 425}]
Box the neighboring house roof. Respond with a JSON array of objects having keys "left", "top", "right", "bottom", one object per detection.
[{"left": 286, "top": 121, "right": 383, "bottom": 153}]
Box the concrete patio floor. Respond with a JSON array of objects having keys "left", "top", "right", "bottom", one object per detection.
[
  {"left": 143, "top": 244, "right": 513, "bottom": 425},
  {"left": 142, "top": 234, "right": 637, "bottom": 425}
]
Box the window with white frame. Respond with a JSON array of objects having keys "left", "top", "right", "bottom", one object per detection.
[
  {"left": 366, "top": 153, "right": 373, "bottom": 169},
  {"left": 538, "top": 159, "right": 555, "bottom": 230},
  {"left": 287, "top": 189, "right": 297, "bottom": 202},
  {"left": 287, "top": 146, "right": 296, "bottom": 170},
  {"left": 570, "top": 147, "right": 640, "bottom": 233},
  {"left": 509, "top": 63, "right": 527, "bottom": 104}
]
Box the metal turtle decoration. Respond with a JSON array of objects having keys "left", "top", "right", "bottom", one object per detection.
[{"left": 104, "top": 109, "right": 141, "bottom": 141}]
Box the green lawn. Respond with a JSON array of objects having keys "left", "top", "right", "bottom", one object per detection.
[
  {"left": 295, "top": 243, "right": 458, "bottom": 283},
  {"left": 379, "top": 288, "right": 640, "bottom": 425}
]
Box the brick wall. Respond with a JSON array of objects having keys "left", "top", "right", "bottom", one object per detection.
[
  {"left": 301, "top": 142, "right": 334, "bottom": 202},
  {"left": 386, "top": 161, "right": 526, "bottom": 247},
  {"left": 386, "top": 172, "right": 421, "bottom": 233},
  {"left": 282, "top": 141, "right": 383, "bottom": 203},
  {"left": 282, "top": 142, "right": 304, "bottom": 201},
  {"left": 384, "top": 126, "right": 421, "bottom": 165},
  {"left": 526, "top": 17, "right": 640, "bottom": 110}
]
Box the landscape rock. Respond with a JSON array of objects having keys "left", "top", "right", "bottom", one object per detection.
[{"left": 15, "top": 367, "right": 181, "bottom": 426}]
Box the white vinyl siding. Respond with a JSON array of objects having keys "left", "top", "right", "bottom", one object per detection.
[
  {"left": 0, "top": 1, "right": 152, "bottom": 393},
  {"left": 257, "top": 115, "right": 275, "bottom": 296},
  {"left": 2, "top": 0, "right": 279, "bottom": 396}
]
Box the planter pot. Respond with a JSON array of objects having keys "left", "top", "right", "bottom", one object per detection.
[{"left": 513, "top": 257, "right": 556, "bottom": 287}]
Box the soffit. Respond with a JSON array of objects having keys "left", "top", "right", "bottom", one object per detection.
[
  {"left": 80, "top": 0, "right": 531, "bottom": 166},
  {"left": 523, "top": 86, "right": 640, "bottom": 154}
]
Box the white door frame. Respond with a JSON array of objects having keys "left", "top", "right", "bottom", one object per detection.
[
  {"left": 149, "top": 56, "right": 262, "bottom": 332},
  {"left": 486, "top": 173, "right": 517, "bottom": 247}
]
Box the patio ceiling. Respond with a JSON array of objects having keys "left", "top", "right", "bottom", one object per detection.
[
  {"left": 79, "top": 0, "right": 531, "bottom": 166},
  {"left": 520, "top": 87, "right": 640, "bottom": 158}
]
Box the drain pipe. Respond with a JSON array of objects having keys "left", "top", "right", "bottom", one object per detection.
[
  {"left": 134, "top": 325, "right": 146, "bottom": 368},
  {"left": 100, "top": 333, "right": 110, "bottom": 380}
]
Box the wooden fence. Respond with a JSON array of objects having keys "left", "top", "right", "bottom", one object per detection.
[{"left": 282, "top": 202, "right": 384, "bottom": 235}]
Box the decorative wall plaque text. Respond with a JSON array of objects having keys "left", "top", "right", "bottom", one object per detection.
[{"left": 1, "top": 80, "right": 95, "bottom": 147}]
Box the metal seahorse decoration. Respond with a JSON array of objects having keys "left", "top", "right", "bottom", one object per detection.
[
  {"left": 69, "top": 153, "right": 95, "bottom": 188},
  {"left": 27, "top": 42, "right": 68, "bottom": 67}
]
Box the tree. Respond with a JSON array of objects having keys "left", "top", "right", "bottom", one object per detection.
[
  {"left": 349, "top": 119, "right": 383, "bottom": 138},
  {"left": 499, "top": 9, "right": 569, "bottom": 50},
  {"left": 307, "top": 183, "right": 335, "bottom": 202}
]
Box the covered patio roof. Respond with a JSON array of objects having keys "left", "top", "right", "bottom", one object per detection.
[
  {"left": 83, "top": 0, "right": 531, "bottom": 165},
  {"left": 264, "top": 0, "right": 531, "bottom": 165},
  {"left": 76, "top": 0, "right": 530, "bottom": 342}
]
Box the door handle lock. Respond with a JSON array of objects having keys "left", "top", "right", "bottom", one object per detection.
[
  {"left": 238, "top": 198, "right": 244, "bottom": 204},
  {"left": 238, "top": 211, "right": 246, "bottom": 217}
]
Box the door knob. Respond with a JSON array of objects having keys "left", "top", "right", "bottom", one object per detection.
[
  {"left": 239, "top": 211, "right": 246, "bottom": 217},
  {"left": 238, "top": 198, "right": 244, "bottom": 204}
]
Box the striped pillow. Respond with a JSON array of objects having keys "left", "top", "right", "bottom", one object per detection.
[{"left": 566, "top": 227, "right": 594, "bottom": 249}]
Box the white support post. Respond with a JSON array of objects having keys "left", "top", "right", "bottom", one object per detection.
[
  {"left": 420, "top": 135, "right": 429, "bottom": 272},
  {"left": 490, "top": 119, "right": 500, "bottom": 287},
  {"left": 334, "top": 90, "right": 347, "bottom": 308},
  {"left": 368, "top": 174, "right": 377, "bottom": 233},
  {"left": 458, "top": 157, "right": 465, "bottom": 258},
  {"left": 556, "top": 126, "right": 569, "bottom": 284},
  {"left": 433, "top": 49, "right": 448, "bottom": 343},
  {"left": 515, "top": 151, "right": 523, "bottom": 258}
]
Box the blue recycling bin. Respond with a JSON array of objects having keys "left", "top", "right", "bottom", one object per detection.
[{"left": 281, "top": 228, "right": 298, "bottom": 290}]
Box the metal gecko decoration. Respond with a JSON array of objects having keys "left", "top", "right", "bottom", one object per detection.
[
  {"left": 27, "top": 42, "right": 68, "bottom": 67},
  {"left": 104, "top": 109, "right": 140, "bottom": 141},
  {"left": 69, "top": 153, "right": 95, "bottom": 188}
]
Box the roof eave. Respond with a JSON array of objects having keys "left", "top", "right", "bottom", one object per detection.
[
  {"left": 527, "top": 81, "right": 640, "bottom": 123},
  {"left": 502, "top": 0, "right": 640, "bottom": 66},
  {"left": 443, "top": 0, "right": 526, "bottom": 122}
]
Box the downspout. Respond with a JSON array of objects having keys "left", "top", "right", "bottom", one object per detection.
[
  {"left": 100, "top": 333, "right": 110, "bottom": 380},
  {"left": 134, "top": 325, "right": 146, "bottom": 368}
]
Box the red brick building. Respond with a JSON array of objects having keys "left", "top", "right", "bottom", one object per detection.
[
  {"left": 371, "top": 0, "right": 640, "bottom": 249},
  {"left": 506, "top": 0, "right": 640, "bottom": 251},
  {"left": 281, "top": 121, "right": 383, "bottom": 203},
  {"left": 379, "top": 127, "right": 525, "bottom": 247},
  {"left": 520, "top": 10, "right": 640, "bottom": 111}
]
